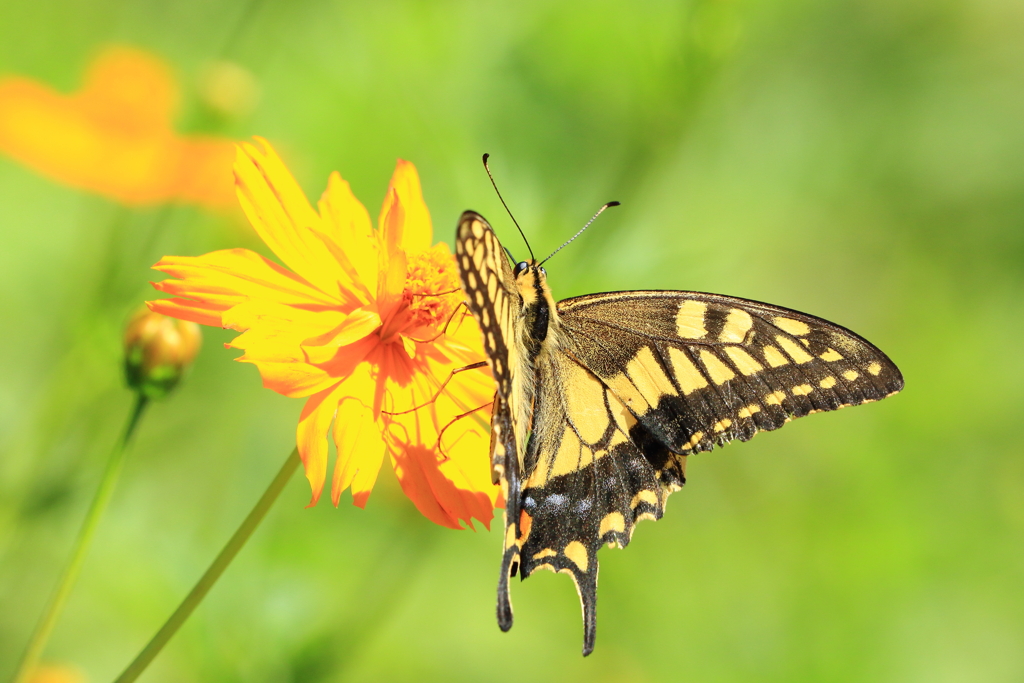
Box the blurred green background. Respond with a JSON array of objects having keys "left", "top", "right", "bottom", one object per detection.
[{"left": 2, "top": 0, "right": 1024, "bottom": 681}]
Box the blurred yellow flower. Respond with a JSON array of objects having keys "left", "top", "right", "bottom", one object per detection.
[
  {"left": 0, "top": 45, "right": 236, "bottom": 208},
  {"left": 29, "top": 664, "right": 86, "bottom": 683},
  {"left": 149, "top": 138, "right": 498, "bottom": 529}
]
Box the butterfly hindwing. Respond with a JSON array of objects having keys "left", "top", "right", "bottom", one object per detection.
[
  {"left": 489, "top": 391, "right": 521, "bottom": 632},
  {"left": 516, "top": 350, "right": 668, "bottom": 653}
]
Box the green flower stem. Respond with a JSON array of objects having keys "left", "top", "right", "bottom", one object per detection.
[
  {"left": 114, "top": 448, "right": 300, "bottom": 683},
  {"left": 12, "top": 393, "right": 149, "bottom": 683}
]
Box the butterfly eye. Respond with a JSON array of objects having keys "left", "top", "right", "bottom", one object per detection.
[
  {"left": 514, "top": 262, "right": 530, "bottom": 277},
  {"left": 539, "top": 267, "right": 547, "bottom": 276}
]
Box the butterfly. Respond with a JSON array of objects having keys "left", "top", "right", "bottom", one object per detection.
[{"left": 454, "top": 188, "right": 903, "bottom": 656}]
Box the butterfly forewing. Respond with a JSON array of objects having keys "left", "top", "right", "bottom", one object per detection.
[
  {"left": 558, "top": 291, "right": 903, "bottom": 459},
  {"left": 455, "top": 211, "right": 525, "bottom": 633},
  {"left": 455, "top": 212, "right": 520, "bottom": 401}
]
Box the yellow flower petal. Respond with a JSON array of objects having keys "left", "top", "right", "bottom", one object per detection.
[
  {"left": 330, "top": 367, "right": 385, "bottom": 507},
  {"left": 316, "top": 172, "right": 378, "bottom": 299},
  {"left": 238, "top": 356, "right": 337, "bottom": 398},
  {"left": 225, "top": 299, "right": 348, "bottom": 397},
  {"left": 315, "top": 334, "right": 378, "bottom": 381},
  {"left": 148, "top": 296, "right": 226, "bottom": 328},
  {"left": 224, "top": 298, "right": 345, "bottom": 345},
  {"left": 152, "top": 248, "right": 340, "bottom": 318},
  {"left": 376, "top": 238, "right": 408, "bottom": 323},
  {"left": 389, "top": 442, "right": 462, "bottom": 529},
  {"left": 382, "top": 364, "right": 497, "bottom": 529},
  {"left": 382, "top": 158, "right": 432, "bottom": 255},
  {"left": 438, "top": 408, "right": 499, "bottom": 528},
  {"left": 378, "top": 186, "right": 405, "bottom": 258},
  {"left": 297, "top": 384, "right": 344, "bottom": 506},
  {"left": 301, "top": 307, "right": 381, "bottom": 365},
  {"left": 235, "top": 139, "right": 349, "bottom": 299}
]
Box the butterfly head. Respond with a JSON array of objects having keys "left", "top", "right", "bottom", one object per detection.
[
  {"left": 513, "top": 259, "right": 546, "bottom": 280},
  {"left": 511, "top": 259, "right": 557, "bottom": 350},
  {"left": 512, "top": 259, "right": 551, "bottom": 301}
]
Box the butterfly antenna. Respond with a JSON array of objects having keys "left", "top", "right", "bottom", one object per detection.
[
  {"left": 539, "top": 201, "right": 620, "bottom": 266},
  {"left": 483, "top": 153, "right": 534, "bottom": 262}
]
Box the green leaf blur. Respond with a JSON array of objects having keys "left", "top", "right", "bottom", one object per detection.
[{"left": 2, "top": 0, "right": 1023, "bottom": 681}]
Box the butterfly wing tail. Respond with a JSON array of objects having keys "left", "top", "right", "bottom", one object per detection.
[
  {"left": 579, "top": 570, "right": 598, "bottom": 656},
  {"left": 497, "top": 543, "right": 518, "bottom": 631}
]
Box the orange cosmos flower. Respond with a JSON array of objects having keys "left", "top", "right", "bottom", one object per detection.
[
  {"left": 149, "top": 138, "right": 498, "bottom": 529},
  {"left": 0, "top": 45, "right": 236, "bottom": 208}
]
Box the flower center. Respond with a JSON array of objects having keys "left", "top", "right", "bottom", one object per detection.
[{"left": 402, "top": 244, "right": 461, "bottom": 334}]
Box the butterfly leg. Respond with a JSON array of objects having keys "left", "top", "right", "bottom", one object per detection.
[
  {"left": 434, "top": 402, "right": 491, "bottom": 461},
  {"left": 405, "top": 300, "right": 470, "bottom": 343},
  {"left": 380, "top": 361, "right": 488, "bottom": 416}
]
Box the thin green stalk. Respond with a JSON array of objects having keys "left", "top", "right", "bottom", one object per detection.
[
  {"left": 12, "top": 394, "right": 149, "bottom": 683},
  {"left": 114, "top": 448, "right": 300, "bottom": 683}
]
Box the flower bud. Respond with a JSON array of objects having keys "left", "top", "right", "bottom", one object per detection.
[{"left": 123, "top": 306, "right": 202, "bottom": 399}]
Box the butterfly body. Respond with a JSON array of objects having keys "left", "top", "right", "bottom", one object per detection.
[{"left": 455, "top": 210, "right": 903, "bottom": 656}]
